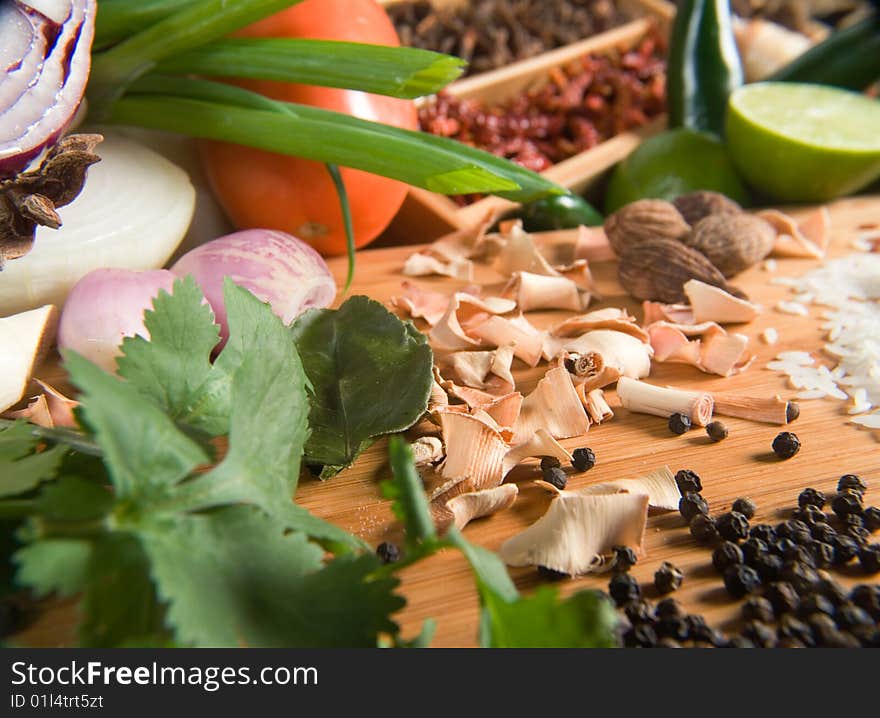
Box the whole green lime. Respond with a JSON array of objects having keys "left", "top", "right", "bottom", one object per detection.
[
  {"left": 605, "top": 128, "right": 750, "bottom": 213},
  {"left": 726, "top": 82, "right": 880, "bottom": 202}
]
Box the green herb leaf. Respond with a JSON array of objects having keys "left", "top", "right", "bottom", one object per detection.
[
  {"left": 14, "top": 539, "right": 92, "bottom": 599},
  {"left": 0, "top": 444, "right": 67, "bottom": 499},
  {"left": 141, "top": 506, "right": 403, "bottom": 647},
  {"left": 116, "top": 276, "right": 220, "bottom": 431},
  {"left": 385, "top": 436, "right": 436, "bottom": 551},
  {"left": 290, "top": 297, "right": 433, "bottom": 476},
  {"left": 65, "top": 352, "right": 210, "bottom": 506},
  {"left": 157, "top": 38, "right": 465, "bottom": 99},
  {"left": 478, "top": 586, "right": 619, "bottom": 648},
  {"left": 36, "top": 477, "right": 114, "bottom": 523}
]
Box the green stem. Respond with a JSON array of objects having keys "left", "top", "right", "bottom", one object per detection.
[
  {"left": 0, "top": 419, "right": 102, "bottom": 457},
  {"left": 88, "top": 0, "right": 304, "bottom": 116},
  {"left": 325, "top": 164, "right": 356, "bottom": 293}
]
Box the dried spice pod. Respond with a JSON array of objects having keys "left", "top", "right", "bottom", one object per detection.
[
  {"left": 682, "top": 213, "right": 776, "bottom": 278},
  {"left": 672, "top": 190, "right": 742, "bottom": 225},
  {"left": 617, "top": 238, "right": 732, "bottom": 303},
  {"left": 604, "top": 199, "right": 691, "bottom": 257}
]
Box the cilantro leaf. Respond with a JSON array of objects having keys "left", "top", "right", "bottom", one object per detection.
[
  {"left": 65, "top": 352, "right": 210, "bottom": 505},
  {"left": 116, "top": 276, "right": 220, "bottom": 430},
  {"left": 14, "top": 538, "right": 92, "bottom": 599},
  {"left": 479, "top": 586, "right": 618, "bottom": 648},
  {"left": 291, "top": 296, "right": 433, "bottom": 477},
  {"left": 0, "top": 420, "right": 38, "bottom": 461},
  {"left": 141, "top": 506, "right": 402, "bottom": 647},
  {"left": 36, "top": 476, "right": 113, "bottom": 522},
  {"left": 0, "top": 443, "right": 67, "bottom": 498},
  {"left": 385, "top": 435, "right": 436, "bottom": 551}
]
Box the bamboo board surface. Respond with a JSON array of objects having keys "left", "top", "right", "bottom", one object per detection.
[{"left": 16, "top": 196, "right": 880, "bottom": 648}]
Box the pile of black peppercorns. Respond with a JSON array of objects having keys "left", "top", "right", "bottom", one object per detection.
[{"left": 609, "top": 469, "right": 880, "bottom": 648}]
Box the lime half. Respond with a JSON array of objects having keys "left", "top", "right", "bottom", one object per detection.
[
  {"left": 727, "top": 82, "right": 880, "bottom": 202},
  {"left": 604, "top": 128, "right": 750, "bottom": 213}
]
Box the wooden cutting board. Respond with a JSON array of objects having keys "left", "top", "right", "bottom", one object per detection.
[{"left": 17, "top": 195, "right": 880, "bottom": 648}]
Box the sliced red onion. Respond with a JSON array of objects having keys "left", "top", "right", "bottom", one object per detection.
[{"left": 0, "top": 0, "right": 95, "bottom": 179}]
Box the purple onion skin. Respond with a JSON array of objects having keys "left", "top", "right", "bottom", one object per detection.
[{"left": 171, "top": 229, "right": 338, "bottom": 346}]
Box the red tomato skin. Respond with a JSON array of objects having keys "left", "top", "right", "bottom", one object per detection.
[{"left": 200, "top": 0, "right": 417, "bottom": 256}]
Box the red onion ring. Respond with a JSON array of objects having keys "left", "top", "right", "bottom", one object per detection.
[{"left": 0, "top": 0, "right": 95, "bottom": 179}]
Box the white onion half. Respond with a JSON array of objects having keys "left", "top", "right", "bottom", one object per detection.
[
  {"left": 171, "top": 229, "right": 337, "bottom": 343},
  {"left": 0, "top": 132, "right": 195, "bottom": 316},
  {"left": 58, "top": 268, "right": 177, "bottom": 372}
]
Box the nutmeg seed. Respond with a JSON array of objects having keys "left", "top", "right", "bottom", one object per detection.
[
  {"left": 683, "top": 214, "right": 776, "bottom": 278},
  {"left": 604, "top": 199, "right": 691, "bottom": 257},
  {"left": 617, "top": 238, "right": 731, "bottom": 303},
  {"left": 673, "top": 191, "right": 742, "bottom": 225}
]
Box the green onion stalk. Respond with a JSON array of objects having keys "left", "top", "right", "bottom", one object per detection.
[{"left": 87, "top": 0, "right": 564, "bottom": 286}]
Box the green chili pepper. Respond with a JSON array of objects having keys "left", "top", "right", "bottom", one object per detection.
[
  {"left": 770, "top": 12, "right": 880, "bottom": 91},
  {"left": 667, "top": 0, "right": 743, "bottom": 137},
  {"left": 517, "top": 193, "right": 603, "bottom": 231}
]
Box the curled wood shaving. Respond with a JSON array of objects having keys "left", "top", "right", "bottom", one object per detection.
[
  {"left": 617, "top": 377, "right": 714, "bottom": 426},
  {"left": 513, "top": 366, "right": 591, "bottom": 442},
  {"left": 501, "top": 428, "right": 572, "bottom": 478},
  {"left": 435, "top": 410, "right": 510, "bottom": 493},
  {"left": 403, "top": 253, "right": 474, "bottom": 281},
  {"left": 759, "top": 207, "right": 831, "bottom": 259},
  {"left": 448, "top": 343, "right": 517, "bottom": 394},
  {"left": 427, "top": 209, "right": 500, "bottom": 262},
  {"left": 466, "top": 314, "right": 545, "bottom": 367},
  {"left": 1, "top": 134, "right": 102, "bottom": 266},
  {"left": 494, "top": 222, "right": 559, "bottom": 277},
  {"left": 711, "top": 392, "right": 792, "bottom": 425},
  {"left": 543, "top": 329, "right": 653, "bottom": 379},
  {"left": 3, "top": 378, "right": 79, "bottom": 429},
  {"left": 537, "top": 465, "right": 681, "bottom": 512},
  {"left": 583, "top": 388, "right": 613, "bottom": 424},
  {"left": 429, "top": 292, "right": 516, "bottom": 350},
  {"left": 432, "top": 484, "right": 519, "bottom": 532},
  {"left": 503, "top": 271, "right": 585, "bottom": 312},
  {"left": 684, "top": 279, "right": 761, "bottom": 324},
  {"left": 647, "top": 321, "right": 753, "bottom": 377},
  {"left": 411, "top": 436, "right": 444, "bottom": 466},
  {"left": 549, "top": 307, "right": 647, "bottom": 341},
  {"left": 642, "top": 300, "right": 695, "bottom": 325},
  {"left": 392, "top": 281, "right": 460, "bottom": 326},
  {"left": 500, "top": 491, "right": 649, "bottom": 576}
]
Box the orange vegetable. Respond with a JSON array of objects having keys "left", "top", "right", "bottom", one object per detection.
[{"left": 200, "top": 0, "right": 418, "bottom": 256}]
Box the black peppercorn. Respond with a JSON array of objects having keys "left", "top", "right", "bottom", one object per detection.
[
  {"left": 776, "top": 637, "right": 806, "bottom": 649},
  {"left": 611, "top": 545, "right": 638, "bottom": 573},
  {"left": 831, "top": 490, "right": 863, "bottom": 519},
  {"left": 752, "top": 552, "right": 784, "bottom": 583},
  {"left": 656, "top": 637, "right": 682, "bottom": 648},
  {"left": 741, "top": 596, "right": 775, "bottom": 623},
  {"left": 668, "top": 412, "right": 691, "bottom": 434},
  {"left": 540, "top": 455, "right": 561, "bottom": 472},
  {"left": 712, "top": 541, "right": 744, "bottom": 573},
  {"left": 777, "top": 615, "right": 815, "bottom": 647},
  {"left": 798, "top": 487, "right": 826, "bottom": 509},
  {"left": 837, "top": 474, "right": 867, "bottom": 496},
  {"left": 724, "top": 636, "right": 756, "bottom": 648},
  {"left": 772, "top": 431, "right": 800, "bottom": 459},
  {"left": 717, "top": 511, "right": 750, "bottom": 542},
  {"left": 570, "top": 447, "right": 596, "bottom": 472},
  {"left": 750, "top": 523, "right": 778, "bottom": 543},
  {"left": 847, "top": 526, "right": 871, "bottom": 545},
  {"left": 859, "top": 543, "right": 880, "bottom": 573},
  {"left": 654, "top": 561, "right": 684, "bottom": 595},
  {"left": 689, "top": 513, "right": 719, "bottom": 545},
  {"left": 808, "top": 614, "right": 860, "bottom": 647},
  {"left": 777, "top": 519, "right": 812, "bottom": 545},
  {"left": 685, "top": 615, "right": 720, "bottom": 645},
  {"left": 771, "top": 537, "right": 798, "bottom": 557},
  {"left": 786, "top": 401, "right": 800, "bottom": 422},
  {"left": 780, "top": 561, "right": 820, "bottom": 595},
  {"left": 674, "top": 469, "right": 702, "bottom": 494},
  {"left": 654, "top": 597, "right": 683, "bottom": 620},
  {"left": 806, "top": 540, "right": 834, "bottom": 569},
  {"left": 732, "top": 497, "right": 757, "bottom": 520},
  {"left": 706, "top": 421, "right": 728, "bottom": 442},
  {"left": 624, "top": 599, "right": 655, "bottom": 625},
  {"left": 723, "top": 564, "right": 762, "bottom": 598},
  {"left": 844, "top": 512, "right": 865, "bottom": 529},
  {"left": 850, "top": 585, "right": 880, "bottom": 619},
  {"left": 797, "top": 593, "right": 835, "bottom": 620},
  {"left": 814, "top": 577, "right": 849, "bottom": 606},
  {"left": 609, "top": 572, "right": 641, "bottom": 606},
  {"left": 536, "top": 565, "right": 568, "bottom": 581},
  {"left": 834, "top": 602, "right": 874, "bottom": 631},
  {"left": 623, "top": 623, "right": 658, "bottom": 648},
  {"left": 863, "top": 506, "right": 880, "bottom": 532},
  {"left": 792, "top": 504, "right": 826, "bottom": 527},
  {"left": 741, "top": 537, "right": 768, "bottom": 565},
  {"left": 679, "top": 492, "right": 709, "bottom": 522},
  {"left": 782, "top": 543, "right": 816, "bottom": 569},
  {"left": 765, "top": 581, "right": 799, "bottom": 616},
  {"left": 811, "top": 522, "right": 837, "bottom": 543},
  {"left": 831, "top": 534, "right": 860, "bottom": 565},
  {"left": 741, "top": 620, "right": 776, "bottom": 648},
  {"left": 655, "top": 616, "right": 689, "bottom": 641},
  {"left": 543, "top": 466, "right": 568, "bottom": 490},
  {"left": 376, "top": 541, "right": 400, "bottom": 564}
]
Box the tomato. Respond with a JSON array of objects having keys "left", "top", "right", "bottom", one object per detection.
[{"left": 199, "top": 0, "right": 417, "bottom": 256}]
